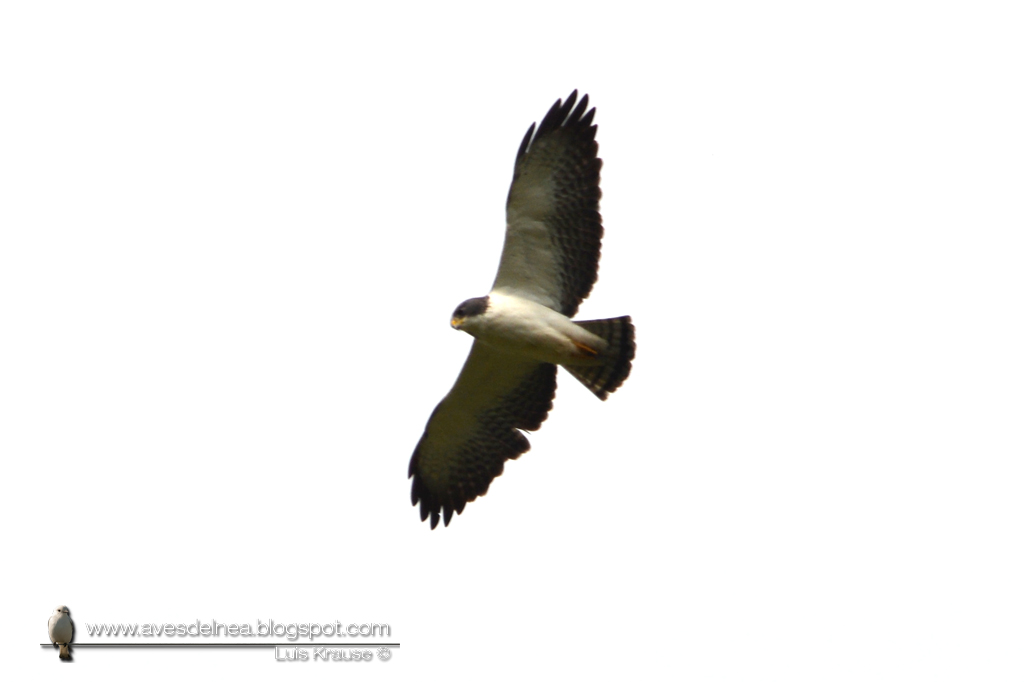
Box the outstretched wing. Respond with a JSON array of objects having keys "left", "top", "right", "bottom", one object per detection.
[
  {"left": 492, "top": 91, "right": 603, "bottom": 318},
  {"left": 409, "top": 343, "right": 557, "bottom": 528}
]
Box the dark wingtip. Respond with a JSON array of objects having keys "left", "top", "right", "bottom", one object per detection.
[
  {"left": 567, "top": 93, "right": 588, "bottom": 124},
  {"left": 518, "top": 91, "right": 595, "bottom": 161},
  {"left": 563, "top": 89, "right": 578, "bottom": 117},
  {"left": 516, "top": 123, "right": 535, "bottom": 162},
  {"left": 580, "top": 106, "right": 596, "bottom": 128}
]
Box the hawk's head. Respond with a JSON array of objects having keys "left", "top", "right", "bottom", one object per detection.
[{"left": 450, "top": 296, "right": 490, "bottom": 330}]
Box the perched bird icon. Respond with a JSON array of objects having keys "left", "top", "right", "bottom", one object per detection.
[{"left": 48, "top": 605, "right": 73, "bottom": 660}]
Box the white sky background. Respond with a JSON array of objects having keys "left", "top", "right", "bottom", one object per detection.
[{"left": 3, "top": 1, "right": 1022, "bottom": 679}]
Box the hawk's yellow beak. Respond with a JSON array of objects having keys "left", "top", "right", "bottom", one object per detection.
[{"left": 451, "top": 316, "right": 465, "bottom": 329}]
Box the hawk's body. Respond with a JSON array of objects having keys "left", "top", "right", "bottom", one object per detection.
[
  {"left": 409, "top": 92, "right": 635, "bottom": 528},
  {"left": 465, "top": 293, "right": 609, "bottom": 365}
]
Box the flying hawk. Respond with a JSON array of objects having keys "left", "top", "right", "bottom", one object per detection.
[{"left": 409, "top": 91, "right": 635, "bottom": 528}]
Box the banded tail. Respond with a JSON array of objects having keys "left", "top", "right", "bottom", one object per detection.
[{"left": 564, "top": 316, "right": 635, "bottom": 400}]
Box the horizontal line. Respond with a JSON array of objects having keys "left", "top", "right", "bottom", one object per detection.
[{"left": 41, "top": 643, "right": 400, "bottom": 648}]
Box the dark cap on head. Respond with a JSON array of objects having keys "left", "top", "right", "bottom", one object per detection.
[{"left": 452, "top": 296, "right": 490, "bottom": 319}]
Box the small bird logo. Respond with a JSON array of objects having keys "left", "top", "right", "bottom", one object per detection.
[{"left": 48, "top": 605, "right": 73, "bottom": 660}]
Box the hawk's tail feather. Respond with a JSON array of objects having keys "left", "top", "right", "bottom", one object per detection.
[{"left": 565, "top": 316, "right": 635, "bottom": 400}]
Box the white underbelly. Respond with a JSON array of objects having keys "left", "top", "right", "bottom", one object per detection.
[{"left": 474, "top": 293, "right": 605, "bottom": 365}]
